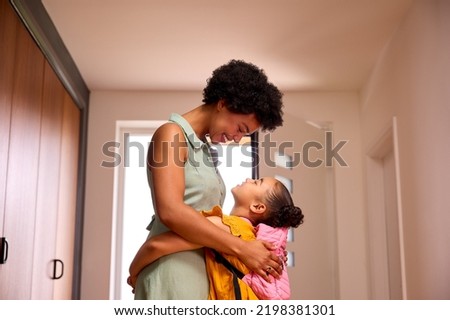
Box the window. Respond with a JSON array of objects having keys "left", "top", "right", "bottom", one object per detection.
[
  {"left": 112, "top": 121, "right": 163, "bottom": 300},
  {"left": 118, "top": 133, "right": 154, "bottom": 300}
]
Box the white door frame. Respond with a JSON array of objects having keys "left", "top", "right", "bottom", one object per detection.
[
  {"left": 365, "top": 117, "right": 407, "bottom": 299},
  {"left": 110, "top": 120, "right": 165, "bottom": 300}
]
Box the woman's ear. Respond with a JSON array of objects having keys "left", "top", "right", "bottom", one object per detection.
[{"left": 217, "top": 99, "right": 227, "bottom": 111}]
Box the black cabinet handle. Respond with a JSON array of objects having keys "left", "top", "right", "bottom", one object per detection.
[
  {"left": 0, "top": 237, "right": 8, "bottom": 264},
  {"left": 52, "top": 259, "right": 64, "bottom": 279}
]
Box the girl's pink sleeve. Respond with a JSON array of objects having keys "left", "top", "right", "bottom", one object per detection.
[{"left": 242, "top": 224, "right": 291, "bottom": 300}]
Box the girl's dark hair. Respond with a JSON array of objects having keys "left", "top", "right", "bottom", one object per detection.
[
  {"left": 202, "top": 59, "right": 284, "bottom": 132},
  {"left": 260, "top": 180, "right": 304, "bottom": 228}
]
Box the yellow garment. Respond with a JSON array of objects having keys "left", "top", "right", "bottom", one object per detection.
[{"left": 201, "top": 206, "right": 259, "bottom": 300}]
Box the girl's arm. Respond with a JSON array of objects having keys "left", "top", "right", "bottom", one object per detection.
[
  {"left": 128, "top": 216, "right": 227, "bottom": 289},
  {"left": 149, "top": 123, "right": 281, "bottom": 281}
]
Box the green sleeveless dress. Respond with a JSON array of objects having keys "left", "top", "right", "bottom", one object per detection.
[{"left": 134, "top": 113, "right": 226, "bottom": 299}]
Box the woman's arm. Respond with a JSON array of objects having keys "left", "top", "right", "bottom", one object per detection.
[
  {"left": 128, "top": 216, "right": 228, "bottom": 289},
  {"left": 149, "top": 123, "right": 281, "bottom": 280},
  {"left": 128, "top": 231, "right": 200, "bottom": 289}
]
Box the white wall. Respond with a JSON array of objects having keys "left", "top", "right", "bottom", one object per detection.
[
  {"left": 82, "top": 90, "right": 368, "bottom": 299},
  {"left": 360, "top": 0, "right": 450, "bottom": 299}
]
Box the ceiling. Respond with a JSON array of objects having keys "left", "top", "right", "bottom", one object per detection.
[{"left": 42, "top": 0, "right": 413, "bottom": 92}]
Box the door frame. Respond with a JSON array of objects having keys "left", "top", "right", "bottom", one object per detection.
[{"left": 365, "top": 116, "right": 407, "bottom": 299}]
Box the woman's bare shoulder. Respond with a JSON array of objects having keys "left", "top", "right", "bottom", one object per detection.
[{"left": 152, "top": 122, "right": 186, "bottom": 143}]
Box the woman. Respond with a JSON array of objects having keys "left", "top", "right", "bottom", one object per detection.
[
  {"left": 129, "top": 177, "right": 304, "bottom": 300},
  {"left": 134, "top": 59, "right": 285, "bottom": 299}
]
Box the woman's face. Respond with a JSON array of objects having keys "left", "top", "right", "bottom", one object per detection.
[{"left": 208, "top": 102, "right": 260, "bottom": 144}]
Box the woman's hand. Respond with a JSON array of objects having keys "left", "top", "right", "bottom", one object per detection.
[{"left": 237, "top": 240, "right": 283, "bottom": 282}]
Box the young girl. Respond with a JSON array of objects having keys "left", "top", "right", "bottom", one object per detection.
[{"left": 128, "top": 177, "right": 303, "bottom": 300}]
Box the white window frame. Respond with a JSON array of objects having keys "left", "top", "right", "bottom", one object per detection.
[{"left": 110, "top": 120, "right": 164, "bottom": 300}]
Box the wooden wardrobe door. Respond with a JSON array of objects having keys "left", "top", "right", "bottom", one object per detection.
[
  {"left": 31, "top": 61, "right": 65, "bottom": 299},
  {"left": 53, "top": 93, "right": 80, "bottom": 299},
  {"left": 0, "top": 0, "right": 18, "bottom": 239},
  {"left": 0, "top": 12, "right": 45, "bottom": 299}
]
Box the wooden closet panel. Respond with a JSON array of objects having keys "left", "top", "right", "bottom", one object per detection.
[
  {"left": 31, "top": 61, "right": 65, "bottom": 299},
  {"left": 0, "top": 20, "right": 45, "bottom": 299},
  {"left": 0, "top": 0, "right": 18, "bottom": 235},
  {"left": 53, "top": 93, "right": 80, "bottom": 299}
]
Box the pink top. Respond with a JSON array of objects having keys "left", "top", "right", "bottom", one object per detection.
[{"left": 242, "top": 223, "right": 291, "bottom": 300}]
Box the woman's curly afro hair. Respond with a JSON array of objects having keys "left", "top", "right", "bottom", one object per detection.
[{"left": 202, "top": 59, "right": 284, "bottom": 132}]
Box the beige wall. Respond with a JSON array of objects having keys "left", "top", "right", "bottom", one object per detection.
[
  {"left": 360, "top": 0, "right": 450, "bottom": 299},
  {"left": 284, "top": 92, "right": 367, "bottom": 299}
]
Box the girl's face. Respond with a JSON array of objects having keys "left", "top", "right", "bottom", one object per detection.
[
  {"left": 231, "top": 177, "right": 278, "bottom": 205},
  {"left": 208, "top": 102, "right": 260, "bottom": 144}
]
